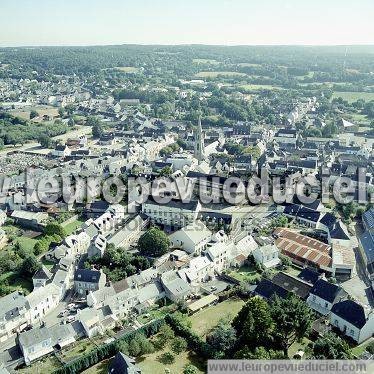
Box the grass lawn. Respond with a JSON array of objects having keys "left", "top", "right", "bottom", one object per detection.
[
  {"left": 59, "top": 339, "right": 97, "bottom": 362},
  {"left": 240, "top": 83, "right": 281, "bottom": 91},
  {"left": 189, "top": 298, "right": 245, "bottom": 338},
  {"left": 115, "top": 66, "right": 139, "bottom": 73},
  {"left": 288, "top": 337, "right": 312, "bottom": 358},
  {"left": 346, "top": 113, "right": 370, "bottom": 124},
  {"left": 195, "top": 71, "right": 246, "bottom": 78},
  {"left": 10, "top": 105, "right": 59, "bottom": 121},
  {"left": 18, "top": 355, "right": 62, "bottom": 373},
  {"left": 82, "top": 359, "right": 110, "bottom": 374},
  {"left": 137, "top": 347, "right": 205, "bottom": 374},
  {"left": 63, "top": 218, "right": 85, "bottom": 235},
  {"left": 332, "top": 91, "right": 374, "bottom": 103},
  {"left": 352, "top": 338, "right": 373, "bottom": 357},
  {"left": 227, "top": 264, "right": 259, "bottom": 283},
  {"left": 17, "top": 236, "right": 38, "bottom": 252}
]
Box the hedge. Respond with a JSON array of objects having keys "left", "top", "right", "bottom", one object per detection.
[
  {"left": 165, "top": 314, "right": 218, "bottom": 359},
  {"left": 55, "top": 318, "right": 165, "bottom": 374}
]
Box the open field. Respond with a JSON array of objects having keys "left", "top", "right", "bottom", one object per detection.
[
  {"left": 332, "top": 91, "right": 374, "bottom": 102},
  {"left": 63, "top": 218, "right": 85, "bottom": 235},
  {"left": 189, "top": 298, "right": 245, "bottom": 337},
  {"left": 227, "top": 264, "right": 259, "bottom": 283},
  {"left": 237, "top": 63, "right": 261, "bottom": 67},
  {"left": 10, "top": 105, "right": 59, "bottom": 121},
  {"left": 195, "top": 71, "right": 246, "bottom": 78},
  {"left": 193, "top": 58, "right": 219, "bottom": 64},
  {"left": 115, "top": 66, "right": 139, "bottom": 73},
  {"left": 137, "top": 346, "right": 205, "bottom": 374},
  {"left": 240, "top": 83, "right": 281, "bottom": 91}
]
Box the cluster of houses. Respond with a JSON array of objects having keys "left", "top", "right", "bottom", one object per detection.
[{"left": 255, "top": 268, "right": 374, "bottom": 345}]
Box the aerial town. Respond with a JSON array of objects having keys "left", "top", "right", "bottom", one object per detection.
[{"left": 0, "top": 23, "right": 374, "bottom": 374}]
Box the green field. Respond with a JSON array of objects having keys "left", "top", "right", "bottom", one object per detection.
[
  {"left": 240, "top": 83, "right": 281, "bottom": 91},
  {"left": 227, "top": 264, "right": 259, "bottom": 283},
  {"left": 63, "top": 218, "right": 85, "bottom": 235},
  {"left": 193, "top": 58, "right": 219, "bottom": 65},
  {"left": 237, "top": 63, "right": 261, "bottom": 67},
  {"left": 18, "top": 355, "right": 62, "bottom": 373},
  {"left": 115, "top": 66, "right": 139, "bottom": 73},
  {"left": 137, "top": 347, "right": 205, "bottom": 374},
  {"left": 189, "top": 298, "right": 245, "bottom": 337},
  {"left": 17, "top": 236, "right": 38, "bottom": 252},
  {"left": 332, "top": 91, "right": 374, "bottom": 102},
  {"left": 195, "top": 71, "right": 246, "bottom": 78}
]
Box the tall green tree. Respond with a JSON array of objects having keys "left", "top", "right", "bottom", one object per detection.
[
  {"left": 138, "top": 227, "right": 170, "bottom": 257},
  {"left": 269, "top": 295, "right": 313, "bottom": 355},
  {"left": 312, "top": 332, "right": 353, "bottom": 359},
  {"left": 232, "top": 296, "right": 274, "bottom": 349}
]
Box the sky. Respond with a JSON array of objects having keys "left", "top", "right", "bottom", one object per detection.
[{"left": 1, "top": 0, "right": 374, "bottom": 47}]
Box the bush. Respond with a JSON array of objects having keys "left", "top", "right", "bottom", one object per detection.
[
  {"left": 157, "top": 352, "right": 175, "bottom": 365},
  {"left": 171, "top": 336, "right": 188, "bottom": 354}
]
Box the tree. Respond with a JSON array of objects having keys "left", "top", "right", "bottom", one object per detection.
[
  {"left": 21, "top": 256, "right": 41, "bottom": 277},
  {"left": 171, "top": 336, "right": 188, "bottom": 354},
  {"left": 38, "top": 134, "right": 53, "bottom": 148},
  {"left": 44, "top": 222, "right": 67, "bottom": 239},
  {"left": 30, "top": 110, "right": 39, "bottom": 119},
  {"left": 92, "top": 122, "right": 103, "bottom": 138},
  {"left": 312, "top": 332, "right": 353, "bottom": 359},
  {"left": 235, "top": 346, "right": 285, "bottom": 359},
  {"left": 243, "top": 145, "right": 262, "bottom": 161},
  {"left": 232, "top": 296, "right": 274, "bottom": 349},
  {"left": 159, "top": 166, "right": 173, "bottom": 177},
  {"left": 206, "top": 319, "right": 236, "bottom": 354},
  {"left": 157, "top": 352, "right": 175, "bottom": 365},
  {"left": 138, "top": 227, "right": 170, "bottom": 257},
  {"left": 184, "top": 364, "right": 199, "bottom": 374},
  {"left": 269, "top": 295, "right": 313, "bottom": 355}
]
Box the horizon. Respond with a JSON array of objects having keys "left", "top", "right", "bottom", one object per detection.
[{"left": 1, "top": 0, "right": 373, "bottom": 47}]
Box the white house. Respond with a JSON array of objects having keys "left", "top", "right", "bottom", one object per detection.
[
  {"left": 32, "top": 266, "right": 53, "bottom": 289},
  {"left": 26, "top": 283, "right": 61, "bottom": 324},
  {"left": 19, "top": 323, "right": 76, "bottom": 365},
  {"left": 330, "top": 300, "right": 374, "bottom": 344},
  {"left": 253, "top": 244, "right": 280, "bottom": 269},
  {"left": 169, "top": 221, "right": 212, "bottom": 254},
  {"left": 142, "top": 198, "right": 201, "bottom": 228},
  {"left": 178, "top": 256, "right": 214, "bottom": 291},
  {"left": 306, "top": 278, "right": 346, "bottom": 316}
]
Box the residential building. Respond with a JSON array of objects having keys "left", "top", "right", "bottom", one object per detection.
[
  {"left": 74, "top": 269, "right": 107, "bottom": 296},
  {"left": 108, "top": 352, "right": 142, "bottom": 374},
  {"left": 169, "top": 221, "right": 212, "bottom": 254},
  {"left": 18, "top": 324, "right": 76, "bottom": 365},
  {"left": 306, "top": 278, "right": 346, "bottom": 315},
  {"left": 253, "top": 244, "right": 280, "bottom": 269},
  {"left": 330, "top": 300, "right": 374, "bottom": 344},
  {"left": 0, "top": 291, "right": 30, "bottom": 343}
]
